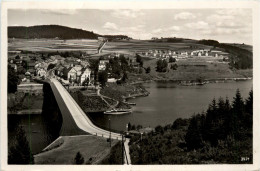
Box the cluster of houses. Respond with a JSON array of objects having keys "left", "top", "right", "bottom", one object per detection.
[
  {"left": 139, "top": 49, "right": 178, "bottom": 60},
  {"left": 55, "top": 64, "right": 92, "bottom": 85},
  {"left": 138, "top": 49, "right": 229, "bottom": 61}
]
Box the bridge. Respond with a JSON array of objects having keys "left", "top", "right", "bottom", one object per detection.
[{"left": 48, "top": 78, "right": 122, "bottom": 140}]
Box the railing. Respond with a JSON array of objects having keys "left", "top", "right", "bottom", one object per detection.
[{"left": 57, "top": 80, "right": 124, "bottom": 135}]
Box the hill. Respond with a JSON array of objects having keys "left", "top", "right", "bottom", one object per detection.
[
  {"left": 8, "top": 25, "right": 99, "bottom": 39},
  {"left": 197, "top": 39, "right": 253, "bottom": 69}
]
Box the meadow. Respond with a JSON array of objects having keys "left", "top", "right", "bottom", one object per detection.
[{"left": 8, "top": 39, "right": 101, "bottom": 52}]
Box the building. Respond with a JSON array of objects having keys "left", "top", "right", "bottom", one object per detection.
[
  {"left": 79, "top": 68, "right": 91, "bottom": 85},
  {"left": 55, "top": 66, "right": 65, "bottom": 77},
  {"left": 98, "top": 60, "right": 109, "bottom": 71},
  {"left": 9, "top": 64, "right": 17, "bottom": 72},
  {"left": 36, "top": 68, "right": 46, "bottom": 78},
  {"left": 63, "top": 67, "right": 77, "bottom": 81}
]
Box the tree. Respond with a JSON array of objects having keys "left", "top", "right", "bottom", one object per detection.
[
  {"left": 89, "top": 59, "right": 99, "bottom": 81},
  {"left": 8, "top": 65, "right": 20, "bottom": 93},
  {"left": 98, "top": 71, "right": 108, "bottom": 87},
  {"left": 170, "top": 64, "right": 178, "bottom": 70},
  {"left": 122, "top": 72, "right": 128, "bottom": 82},
  {"left": 83, "top": 77, "right": 90, "bottom": 88},
  {"left": 156, "top": 59, "right": 168, "bottom": 72},
  {"left": 155, "top": 125, "right": 164, "bottom": 134},
  {"left": 47, "top": 63, "right": 56, "bottom": 70},
  {"left": 232, "top": 89, "right": 244, "bottom": 118},
  {"left": 74, "top": 152, "right": 84, "bottom": 164},
  {"left": 169, "top": 57, "right": 176, "bottom": 63},
  {"left": 145, "top": 66, "right": 151, "bottom": 74},
  {"left": 245, "top": 90, "right": 253, "bottom": 114},
  {"left": 136, "top": 54, "right": 142, "bottom": 63},
  {"left": 244, "top": 90, "right": 253, "bottom": 131},
  {"left": 8, "top": 127, "right": 34, "bottom": 164},
  {"left": 185, "top": 116, "right": 203, "bottom": 150}
]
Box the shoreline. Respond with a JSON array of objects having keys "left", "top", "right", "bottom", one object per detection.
[
  {"left": 129, "top": 76, "right": 252, "bottom": 85},
  {"left": 10, "top": 77, "right": 252, "bottom": 115}
]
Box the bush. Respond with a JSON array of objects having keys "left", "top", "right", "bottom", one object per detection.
[{"left": 74, "top": 152, "right": 84, "bottom": 164}]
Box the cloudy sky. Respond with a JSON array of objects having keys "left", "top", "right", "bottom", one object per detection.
[{"left": 8, "top": 9, "right": 252, "bottom": 44}]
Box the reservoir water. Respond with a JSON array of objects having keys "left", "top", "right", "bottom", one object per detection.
[
  {"left": 8, "top": 80, "right": 252, "bottom": 154},
  {"left": 89, "top": 80, "right": 253, "bottom": 131}
]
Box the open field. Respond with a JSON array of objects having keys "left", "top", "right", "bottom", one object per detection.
[
  {"left": 142, "top": 57, "right": 252, "bottom": 81},
  {"left": 103, "top": 40, "right": 213, "bottom": 53},
  {"left": 8, "top": 39, "right": 101, "bottom": 52},
  {"left": 34, "top": 135, "right": 118, "bottom": 164}
]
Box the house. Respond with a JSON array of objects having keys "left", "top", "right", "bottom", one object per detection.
[
  {"left": 36, "top": 68, "right": 46, "bottom": 78},
  {"left": 13, "top": 59, "right": 23, "bottom": 65},
  {"left": 27, "top": 69, "right": 35, "bottom": 76},
  {"left": 63, "top": 67, "right": 77, "bottom": 81},
  {"left": 27, "top": 62, "right": 36, "bottom": 70},
  {"left": 79, "top": 68, "right": 91, "bottom": 85},
  {"left": 98, "top": 60, "right": 109, "bottom": 71},
  {"left": 55, "top": 66, "right": 65, "bottom": 77},
  {"left": 9, "top": 64, "right": 17, "bottom": 72},
  {"left": 98, "top": 36, "right": 106, "bottom": 41}
]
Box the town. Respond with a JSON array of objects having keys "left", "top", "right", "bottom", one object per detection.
[{"left": 6, "top": 20, "right": 253, "bottom": 166}]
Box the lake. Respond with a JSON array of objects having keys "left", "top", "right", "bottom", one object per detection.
[
  {"left": 8, "top": 79, "right": 253, "bottom": 154},
  {"left": 89, "top": 80, "right": 253, "bottom": 131}
]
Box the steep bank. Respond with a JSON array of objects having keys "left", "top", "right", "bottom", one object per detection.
[{"left": 8, "top": 92, "right": 43, "bottom": 115}]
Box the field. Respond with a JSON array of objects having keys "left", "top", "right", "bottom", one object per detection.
[
  {"left": 102, "top": 40, "right": 213, "bottom": 54},
  {"left": 34, "top": 135, "right": 119, "bottom": 164},
  {"left": 8, "top": 39, "right": 101, "bottom": 52},
  {"left": 142, "top": 57, "right": 252, "bottom": 81}
]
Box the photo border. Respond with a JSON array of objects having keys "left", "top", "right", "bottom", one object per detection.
[{"left": 1, "top": 1, "right": 260, "bottom": 170}]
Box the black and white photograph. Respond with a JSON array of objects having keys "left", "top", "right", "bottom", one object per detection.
[{"left": 1, "top": 1, "right": 260, "bottom": 170}]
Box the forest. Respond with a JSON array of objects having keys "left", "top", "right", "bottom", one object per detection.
[{"left": 129, "top": 89, "right": 253, "bottom": 164}]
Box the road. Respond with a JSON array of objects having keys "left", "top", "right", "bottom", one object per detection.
[
  {"left": 124, "top": 138, "right": 131, "bottom": 164},
  {"left": 49, "top": 78, "right": 122, "bottom": 140}
]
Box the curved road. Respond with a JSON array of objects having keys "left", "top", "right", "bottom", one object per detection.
[{"left": 49, "top": 78, "right": 122, "bottom": 140}]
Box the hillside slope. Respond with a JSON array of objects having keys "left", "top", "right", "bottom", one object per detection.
[{"left": 8, "top": 25, "right": 99, "bottom": 39}]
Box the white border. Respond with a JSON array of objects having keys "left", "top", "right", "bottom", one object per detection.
[{"left": 1, "top": 1, "right": 260, "bottom": 171}]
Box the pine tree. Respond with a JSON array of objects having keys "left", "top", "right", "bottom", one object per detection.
[
  {"left": 245, "top": 90, "right": 253, "bottom": 114},
  {"left": 185, "top": 115, "right": 203, "bottom": 150},
  {"left": 74, "top": 152, "right": 84, "bottom": 164},
  {"left": 244, "top": 90, "right": 253, "bottom": 131},
  {"left": 231, "top": 89, "right": 245, "bottom": 139},
  {"left": 8, "top": 127, "right": 34, "bottom": 164}
]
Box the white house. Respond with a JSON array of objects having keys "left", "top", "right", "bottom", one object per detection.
[
  {"left": 79, "top": 68, "right": 91, "bottom": 85},
  {"left": 36, "top": 68, "right": 46, "bottom": 78},
  {"left": 64, "top": 67, "right": 77, "bottom": 81},
  {"left": 98, "top": 60, "right": 109, "bottom": 71}
]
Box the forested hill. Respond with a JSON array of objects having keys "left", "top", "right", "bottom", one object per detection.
[
  {"left": 8, "top": 25, "right": 99, "bottom": 39},
  {"left": 198, "top": 39, "right": 253, "bottom": 69}
]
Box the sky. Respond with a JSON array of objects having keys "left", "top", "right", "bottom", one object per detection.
[{"left": 8, "top": 9, "right": 252, "bottom": 44}]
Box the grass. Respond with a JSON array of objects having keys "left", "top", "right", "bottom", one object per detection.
[
  {"left": 142, "top": 57, "right": 252, "bottom": 81},
  {"left": 34, "top": 135, "right": 119, "bottom": 164},
  {"left": 8, "top": 38, "right": 101, "bottom": 52}
]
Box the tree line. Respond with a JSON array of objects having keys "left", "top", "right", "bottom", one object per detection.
[{"left": 129, "top": 89, "right": 253, "bottom": 164}]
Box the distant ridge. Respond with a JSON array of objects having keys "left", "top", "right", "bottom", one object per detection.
[{"left": 8, "top": 25, "right": 99, "bottom": 39}]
